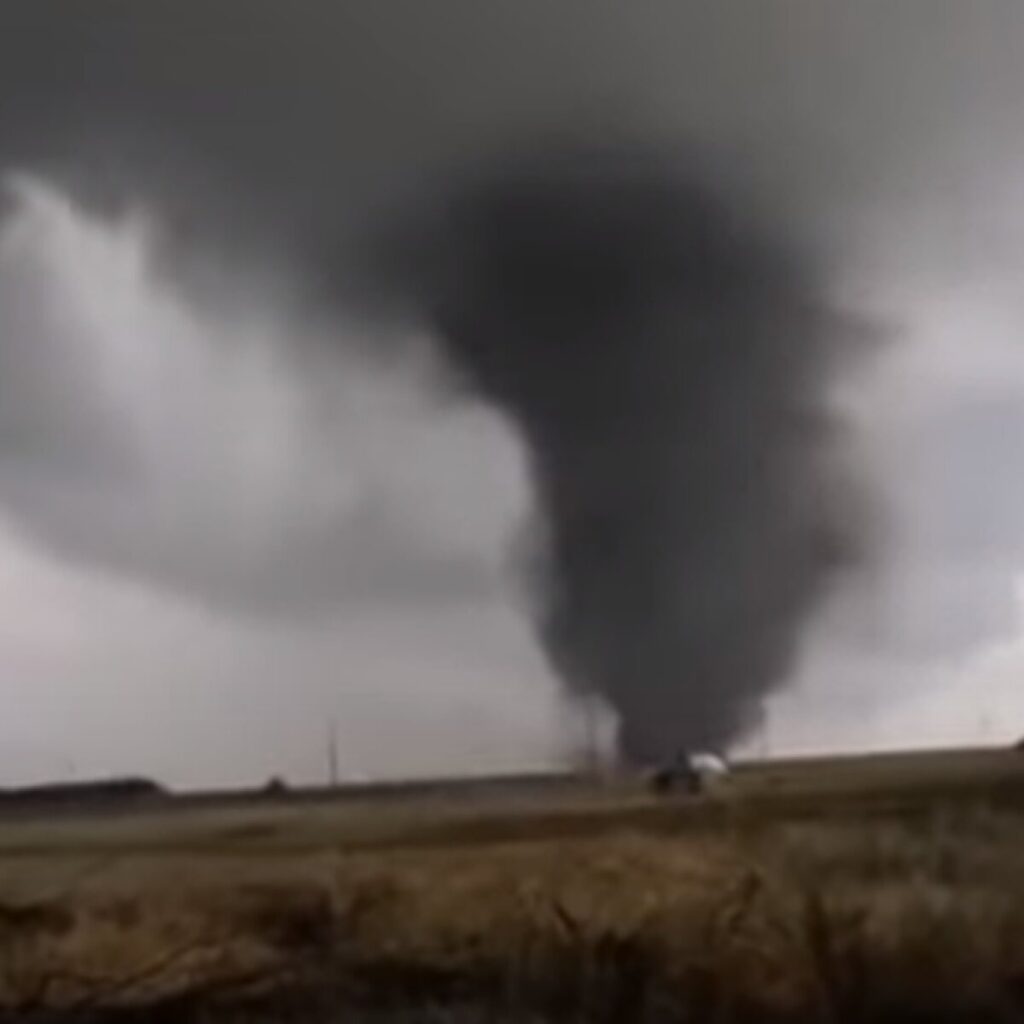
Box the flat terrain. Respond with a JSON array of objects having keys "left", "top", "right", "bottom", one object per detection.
[{"left": 2, "top": 746, "right": 1024, "bottom": 1022}]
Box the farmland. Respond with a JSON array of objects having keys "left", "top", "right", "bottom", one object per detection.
[{"left": 1, "top": 746, "right": 1024, "bottom": 1021}]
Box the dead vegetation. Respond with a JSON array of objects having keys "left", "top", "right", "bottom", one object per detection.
[{"left": 0, "top": 761, "right": 1024, "bottom": 1021}]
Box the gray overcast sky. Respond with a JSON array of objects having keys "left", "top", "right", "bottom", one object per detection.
[{"left": 3, "top": 3, "right": 1024, "bottom": 785}]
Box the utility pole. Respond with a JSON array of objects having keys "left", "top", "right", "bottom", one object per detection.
[
  {"left": 588, "top": 698, "right": 605, "bottom": 775},
  {"left": 326, "top": 718, "right": 339, "bottom": 788},
  {"left": 760, "top": 701, "right": 772, "bottom": 761}
]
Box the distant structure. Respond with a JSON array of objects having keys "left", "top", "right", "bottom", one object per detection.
[
  {"left": 261, "top": 776, "right": 290, "bottom": 798},
  {"left": 649, "top": 752, "right": 702, "bottom": 795},
  {"left": 0, "top": 777, "right": 166, "bottom": 810},
  {"left": 649, "top": 751, "right": 730, "bottom": 795}
]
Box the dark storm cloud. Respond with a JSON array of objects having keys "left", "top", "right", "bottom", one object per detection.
[
  {"left": 362, "top": 140, "right": 858, "bottom": 760},
  {"left": 4, "top": 2, "right": 1023, "bottom": 255},
  {"left": 2, "top": 2, "right": 1024, "bottom": 756}
]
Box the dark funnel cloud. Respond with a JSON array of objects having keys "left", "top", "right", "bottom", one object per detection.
[{"left": 366, "top": 142, "right": 857, "bottom": 761}]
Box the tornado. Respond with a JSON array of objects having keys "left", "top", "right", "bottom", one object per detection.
[{"left": 368, "top": 142, "right": 857, "bottom": 763}]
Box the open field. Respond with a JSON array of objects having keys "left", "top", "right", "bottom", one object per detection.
[{"left": 2, "top": 747, "right": 1024, "bottom": 1021}]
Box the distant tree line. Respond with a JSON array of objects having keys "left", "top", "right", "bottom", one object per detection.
[{"left": 0, "top": 777, "right": 167, "bottom": 809}]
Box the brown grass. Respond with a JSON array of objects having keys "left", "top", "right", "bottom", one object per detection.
[{"left": 1, "top": 753, "right": 1024, "bottom": 1021}]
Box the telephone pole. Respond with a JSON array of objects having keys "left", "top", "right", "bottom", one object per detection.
[
  {"left": 760, "top": 700, "right": 772, "bottom": 760},
  {"left": 326, "top": 718, "right": 339, "bottom": 788}
]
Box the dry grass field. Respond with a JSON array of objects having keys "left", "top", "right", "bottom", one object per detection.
[{"left": 1, "top": 747, "right": 1024, "bottom": 1022}]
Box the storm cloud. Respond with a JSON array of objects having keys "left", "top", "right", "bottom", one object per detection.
[
  {"left": 0, "top": 178, "right": 529, "bottom": 616},
  {"left": 1, "top": 3, "right": 1024, "bottom": 773},
  {"left": 359, "top": 140, "right": 862, "bottom": 760}
]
